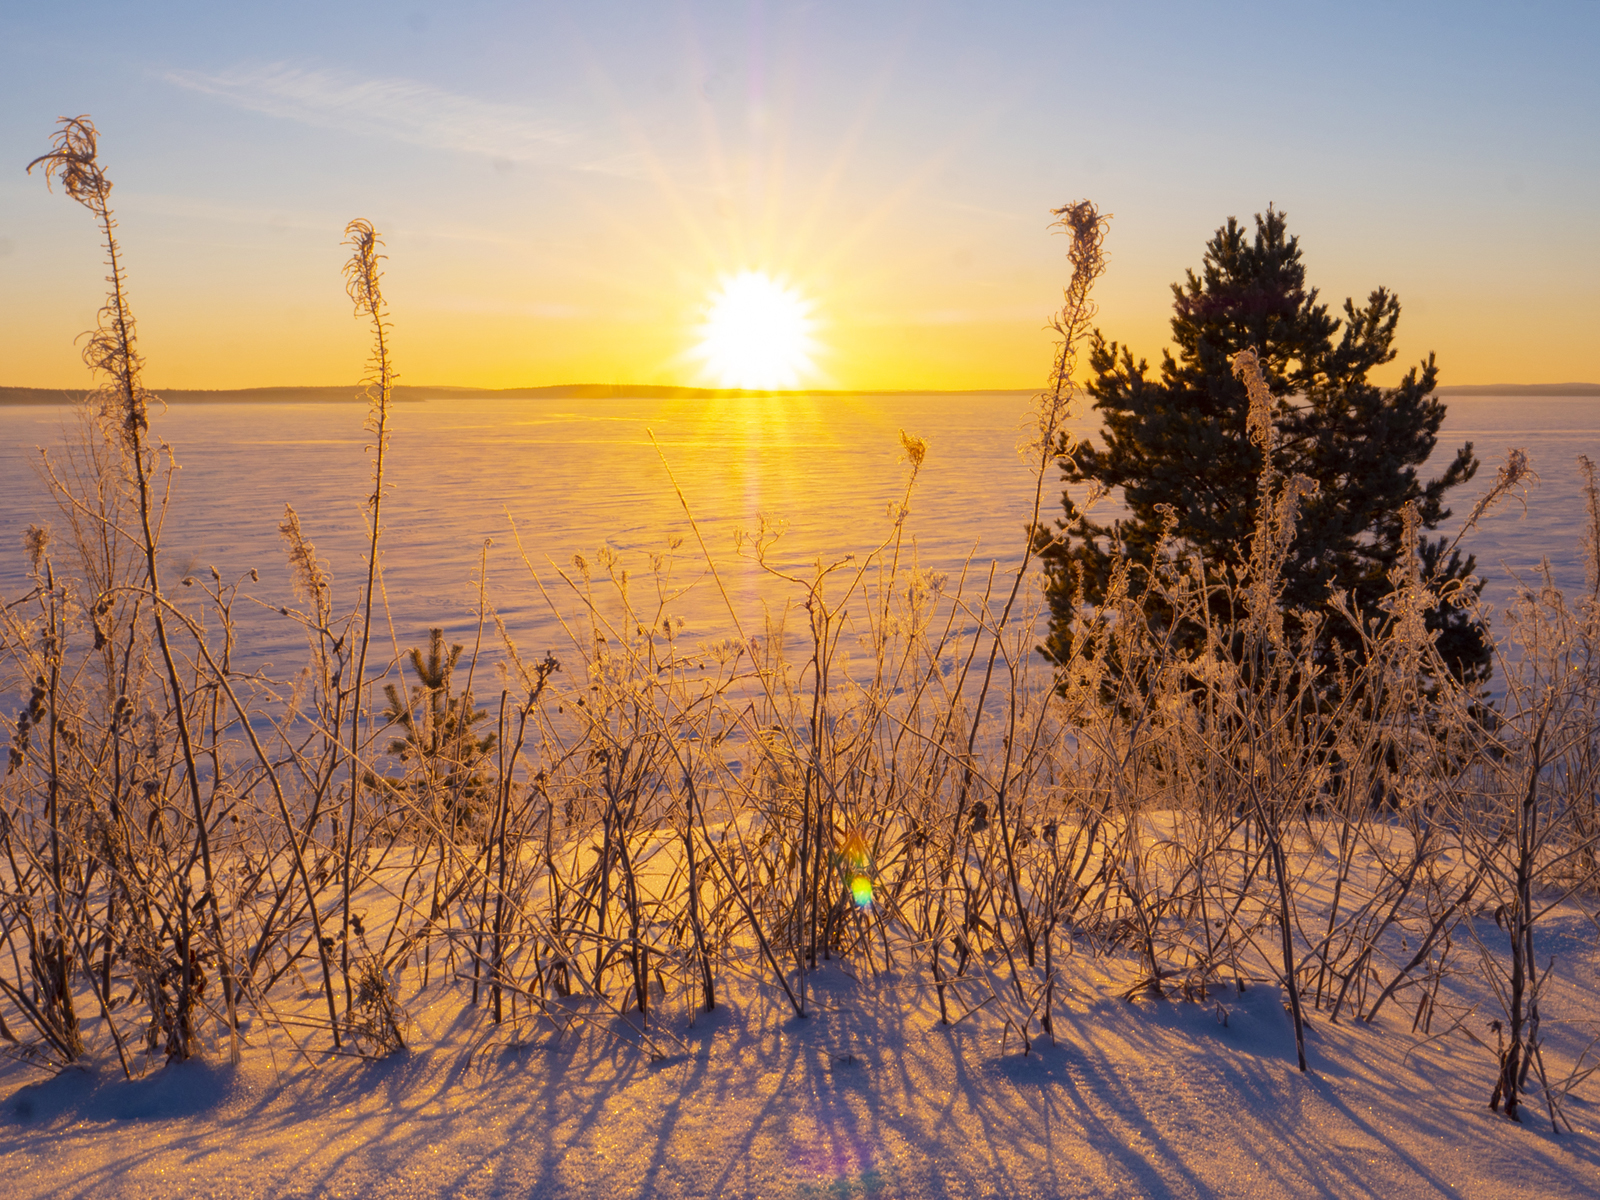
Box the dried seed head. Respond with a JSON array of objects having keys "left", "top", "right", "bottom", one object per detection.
[
  {"left": 1231, "top": 349, "right": 1274, "bottom": 452},
  {"left": 899, "top": 429, "right": 928, "bottom": 471},
  {"left": 23, "top": 524, "right": 50, "bottom": 571}
]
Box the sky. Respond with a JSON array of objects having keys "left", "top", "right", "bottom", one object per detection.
[{"left": 0, "top": 0, "right": 1595, "bottom": 392}]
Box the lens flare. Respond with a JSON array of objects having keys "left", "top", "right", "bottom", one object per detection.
[{"left": 838, "top": 827, "right": 874, "bottom": 908}]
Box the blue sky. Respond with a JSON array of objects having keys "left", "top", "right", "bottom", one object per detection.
[{"left": 1, "top": 1, "right": 1594, "bottom": 388}]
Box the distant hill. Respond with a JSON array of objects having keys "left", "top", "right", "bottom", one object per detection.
[
  {"left": 3, "top": 382, "right": 1592, "bottom": 406},
  {"left": 0, "top": 383, "right": 1034, "bottom": 405},
  {"left": 1434, "top": 383, "right": 1600, "bottom": 397}
]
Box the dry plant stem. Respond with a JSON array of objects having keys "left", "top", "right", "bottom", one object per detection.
[
  {"left": 150, "top": 592, "right": 343, "bottom": 1042},
  {"left": 694, "top": 801, "right": 806, "bottom": 1017},
  {"left": 490, "top": 692, "right": 510, "bottom": 1022},
  {"left": 667, "top": 740, "right": 716, "bottom": 1012},
  {"left": 341, "top": 218, "right": 394, "bottom": 1030},
  {"left": 42, "top": 564, "right": 83, "bottom": 1062},
  {"left": 933, "top": 200, "right": 1108, "bottom": 1024},
  {"left": 28, "top": 116, "right": 239, "bottom": 1063},
  {"left": 1363, "top": 847, "right": 1494, "bottom": 1024},
  {"left": 646, "top": 432, "right": 806, "bottom": 1012},
  {"left": 1490, "top": 706, "right": 1550, "bottom": 1123}
]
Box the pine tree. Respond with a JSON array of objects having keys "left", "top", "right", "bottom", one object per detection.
[
  {"left": 373, "top": 628, "right": 498, "bottom": 828},
  {"left": 1036, "top": 206, "right": 1489, "bottom": 691}
]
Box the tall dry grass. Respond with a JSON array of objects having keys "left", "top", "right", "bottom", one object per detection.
[{"left": 3, "top": 118, "right": 1597, "bottom": 1132}]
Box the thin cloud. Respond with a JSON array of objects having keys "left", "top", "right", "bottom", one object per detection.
[
  {"left": 163, "top": 64, "right": 637, "bottom": 174},
  {"left": 427, "top": 295, "right": 591, "bottom": 320},
  {"left": 855, "top": 305, "right": 1047, "bottom": 326}
]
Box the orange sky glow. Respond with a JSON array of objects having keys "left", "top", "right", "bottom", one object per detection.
[{"left": 1, "top": 4, "right": 1594, "bottom": 394}]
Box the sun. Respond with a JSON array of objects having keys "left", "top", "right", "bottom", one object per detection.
[{"left": 694, "top": 271, "right": 818, "bottom": 390}]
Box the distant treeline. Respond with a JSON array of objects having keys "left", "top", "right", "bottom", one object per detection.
[
  {"left": 2, "top": 382, "right": 1594, "bottom": 406},
  {"left": 0, "top": 383, "right": 1039, "bottom": 405},
  {"left": 1433, "top": 383, "right": 1600, "bottom": 396}
]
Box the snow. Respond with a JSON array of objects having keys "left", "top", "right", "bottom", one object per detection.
[
  {"left": 3, "top": 392, "right": 1598, "bottom": 1198},
  {"left": 6, "top": 920, "right": 1597, "bottom": 1200}
]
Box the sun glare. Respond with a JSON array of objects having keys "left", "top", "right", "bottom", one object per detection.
[{"left": 695, "top": 271, "right": 818, "bottom": 390}]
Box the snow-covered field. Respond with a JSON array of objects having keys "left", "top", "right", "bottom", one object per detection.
[
  {"left": 5, "top": 909, "right": 1597, "bottom": 1200},
  {"left": 5, "top": 388, "right": 1599, "bottom": 1200},
  {"left": 2, "top": 393, "right": 1596, "bottom": 683}
]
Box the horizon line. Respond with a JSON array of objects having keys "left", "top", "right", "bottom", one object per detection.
[{"left": 2, "top": 380, "right": 1597, "bottom": 404}]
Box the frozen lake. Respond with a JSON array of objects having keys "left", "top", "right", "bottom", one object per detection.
[{"left": 2, "top": 391, "right": 1597, "bottom": 683}]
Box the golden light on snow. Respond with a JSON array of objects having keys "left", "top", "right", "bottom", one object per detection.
[{"left": 694, "top": 271, "right": 818, "bottom": 390}]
